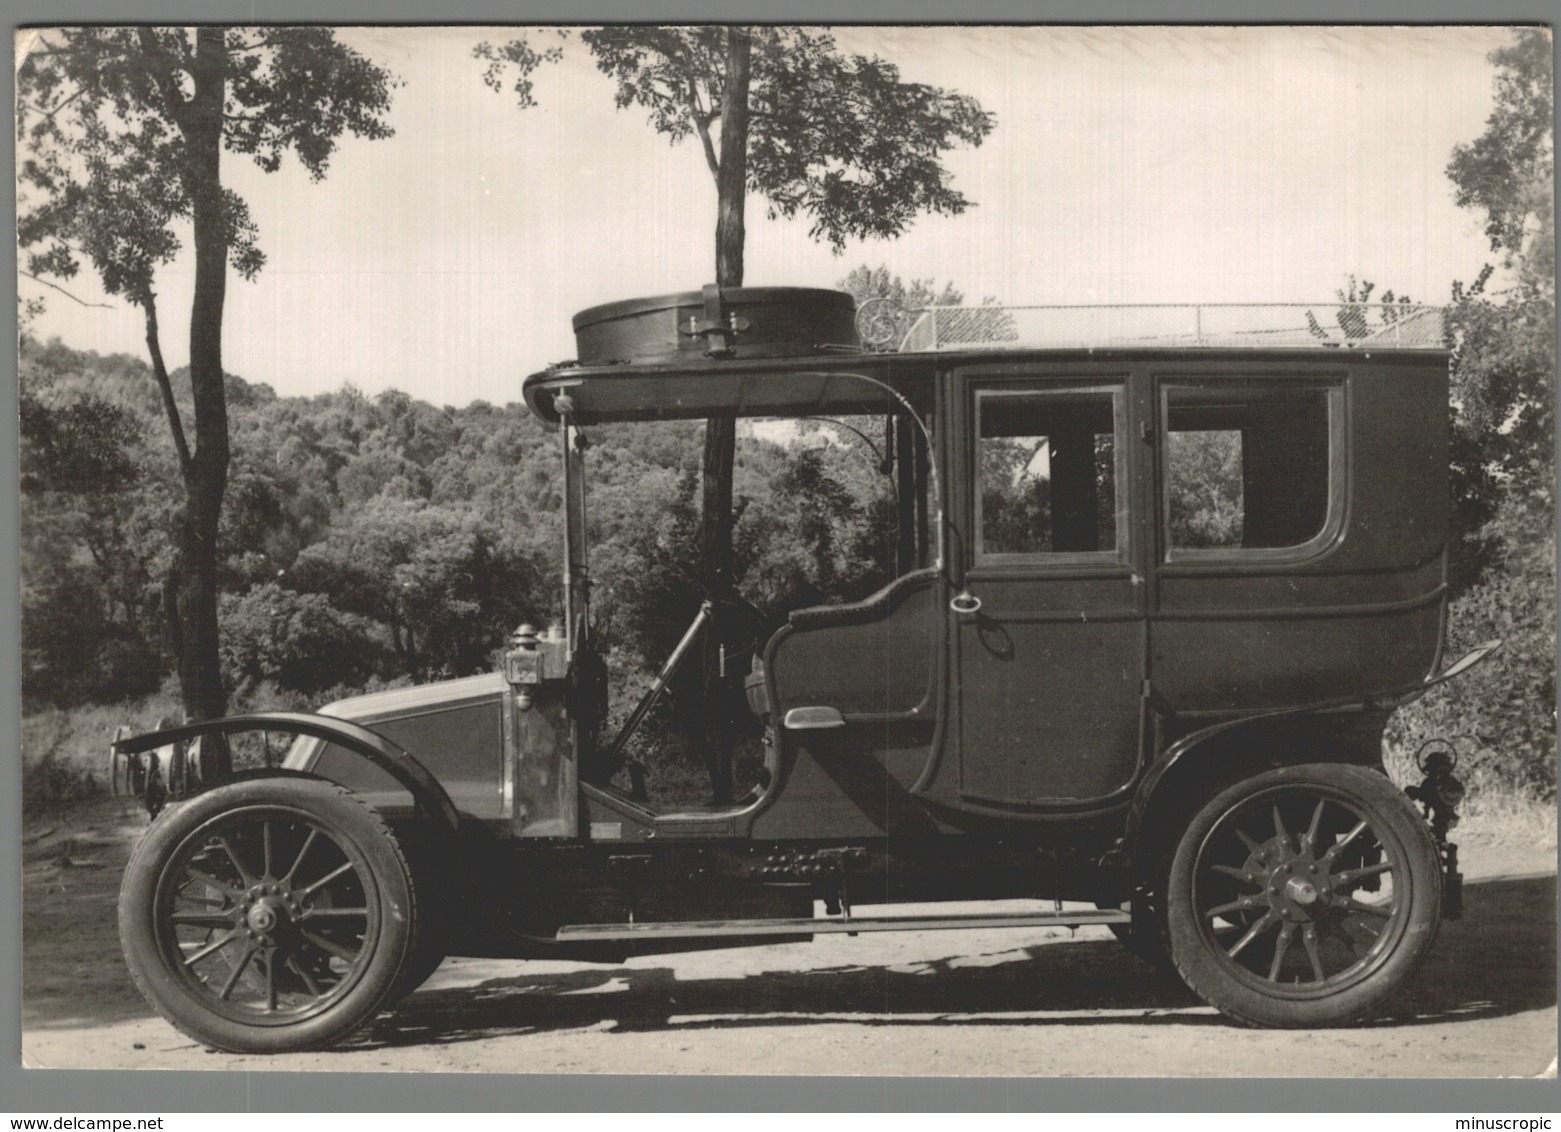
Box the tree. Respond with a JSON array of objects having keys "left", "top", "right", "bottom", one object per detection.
[
  {"left": 840, "top": 264, "right": 964, "bottom": 310},
  {"left": 219, "top": 583, "right": 381, "bottom": 696},
  {"left": 1448, "top": 29, "right": 1554, "bottom": 274},
  {"left": 19, "top": 379, "right": 165, "bottom": 707},
  {"left": 17, "top": 27, "right": 397, "bottom": 720},
  {"left": 842, "top": 262, "right": 1017, "bottom": 349},
  {"left": 287, "top": 499, "right": 541, "bottom": 682},
  {"left": 1443, "top": 29, "right": 1555, "bottom": 587},
  {"left": 841, "top": 264, "right": 964, "bottom": 348},
  {"left": 476, "top": 27, "right": 990, "bottom": 578}
]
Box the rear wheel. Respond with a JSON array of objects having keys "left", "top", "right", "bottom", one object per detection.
[
  {"left": 119, "top": 777, "right": 418, "bottom": 1053},
  {"left": 1166, "top": 763, "right": 1440, "bottom": 1028}
]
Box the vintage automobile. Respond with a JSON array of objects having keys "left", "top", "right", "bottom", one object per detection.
[{"left": 113, "top": 287, "right": 1499, "bottom": 1053}]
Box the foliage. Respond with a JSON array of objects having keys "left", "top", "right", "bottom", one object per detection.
[
  {"left": 19, "top": 357, "right": 171, "bottom": 706},
  {"left": 1388, "top": 491, "right": 1556, "bottom": 800},
  {"left": 20, "top": 393, "right": 142, "bottom": 495},
  {"left": 839, "top": 264, "right": 965, "bottom": 308},
  {"left": 22, "top": 687, "right": 184, "bottom": 816},
  {"left": 1444, "top": 28, "right": 1555, "bottom": 540},
  {"left": 1447, "top": 271, "right": 1555, "bottom": 503},
  {"left": 18, "top": 341, "right": 553, "bottom": 707},
  {"left": 18, "top": 28, "right": 397, "bottom": 302},
  {"left": 219, "top": 583, "right": 381, "bottom": 695},
  {"left": 607, "top": 434, "right": 892, "bottom": 664},
  {"left": 978, "top": 437, "right": 1046, "bottom": 554},
  {"left": 1447, "top": 28, "right": 1554, "bottom": 267},
  {"left": 1305, "top": 276, "right": 1418, "bottom": 342},
  {"left": 22, "top": 573, "right": 164, "bottom": 710},
  {"left": 288, "top": 499, "right": 543, "bottom": 681},
  {"left": 841, "top": 264, "right": 962, "bottom": 349},
  {"left": 1165, "top": 431, "right": 1242, "bottom": 549},
  {"left": 477, "top": 29, "right": 994, "bottom": 254},
  {"left": 841, "top": 262, "right": 1017, "bottom": 349}
]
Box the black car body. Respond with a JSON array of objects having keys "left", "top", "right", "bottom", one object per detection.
[{"left": 113, "top": 289, "right": 1494, "bottom": 1051}]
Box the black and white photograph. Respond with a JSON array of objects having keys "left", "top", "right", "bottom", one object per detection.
[{"left": 14, "top": 23, "right": 1557, "bottom": 1081}]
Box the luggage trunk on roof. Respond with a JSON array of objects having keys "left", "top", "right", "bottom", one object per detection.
[{"left": 571, "top": 286, "right": 861, "bottom": 365}]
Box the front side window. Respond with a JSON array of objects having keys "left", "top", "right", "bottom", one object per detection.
[
  {"left": 976, "top": 386, "right": 1124, "bottom": 561},
  {"left": 1163, "top": 382, "right": 1339, "bottom": 556}
]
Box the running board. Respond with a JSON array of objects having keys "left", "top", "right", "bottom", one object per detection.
[{"left": 555, "top": 907, "right": 1130, "bottom": 942}]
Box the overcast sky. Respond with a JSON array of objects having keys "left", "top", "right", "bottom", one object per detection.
[{"left": 20, "top": 25, "right": 1518, "bottom": 408}]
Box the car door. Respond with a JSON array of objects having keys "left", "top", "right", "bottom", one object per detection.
[{"left": 950, "top": 366, "right": 1149, "bottom": 808}]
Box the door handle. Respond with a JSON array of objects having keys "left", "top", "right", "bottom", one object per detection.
[{"left": 949, "top": 590, "right": 982, "bottom": 615}]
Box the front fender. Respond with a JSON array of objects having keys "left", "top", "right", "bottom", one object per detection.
[{"left": 111, "top": 712, "right": 463, "bottom": 839}]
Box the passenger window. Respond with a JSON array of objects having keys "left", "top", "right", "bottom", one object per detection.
[
  {"left": 976, "top": 387, "right": 1124, "bottom": 559},
  {"left": 1164, "top": 384, "right": 1337, "bottom": 554}
]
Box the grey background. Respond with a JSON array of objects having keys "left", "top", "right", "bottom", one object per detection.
[{"left": 6, "top": 0, "right": 1557, "bottom": 1112}]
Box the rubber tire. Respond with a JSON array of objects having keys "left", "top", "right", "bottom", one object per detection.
[
  {"left": 387, "top": 833, "right": 447, "bottom": 1001},
  {"left": 119, "top": 777, "right": 419, "bottom": 1053},
  {"left": 1166, "top": 763, "right": 1441, "bottom": 1028}
]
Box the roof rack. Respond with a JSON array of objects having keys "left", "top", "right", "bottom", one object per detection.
[{"left": 878, "top": 302, "right": 1445, "bottom": 353}]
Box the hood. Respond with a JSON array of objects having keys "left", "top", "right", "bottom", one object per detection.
[{"left": 318, "top": 672, "right": 508, "bottom": 723}]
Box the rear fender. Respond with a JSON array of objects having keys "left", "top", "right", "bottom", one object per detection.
[
  {"left": 111, "top": 712, "right": 463, "bottom": 840},
  {"left": 1125, "top": 638, "right": 1503, "bottom": 874}
]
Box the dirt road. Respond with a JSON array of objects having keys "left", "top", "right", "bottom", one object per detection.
[{"left": 21, "top": 799, "right": 1557, "bottom": 1078}]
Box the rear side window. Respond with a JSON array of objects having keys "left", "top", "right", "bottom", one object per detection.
[{"left": 1163, "top": 383, "right": 1340, "bottom": 556}]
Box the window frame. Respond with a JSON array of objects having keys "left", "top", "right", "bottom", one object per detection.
[
  {"left": 1157, "top": 377, "right": 1347, "bottom": 565},
  {"left": 971, "top": 382, "right": 1131, "bottom": 568}
]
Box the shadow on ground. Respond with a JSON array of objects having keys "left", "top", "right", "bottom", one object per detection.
[
  {"left": 343, "top": 874, "right": 1556, "bottom": 1051},
  {"left": 353, "top": 940, "right": 1205, "bottom": 1050},
  {"left": 1377, "top": 874, "right": 1556, "bottom": 1027}
]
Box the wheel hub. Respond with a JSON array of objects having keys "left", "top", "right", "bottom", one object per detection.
[
  {"left": 245, "top": 902, "right": 278, "bottom": 933},
  {"left": 1284, "top": 876, "right": 1319, "bottom": 906},
  {"left": 241, "top": 881, "right": 305, "bottom": 942},
  {"left": 244, "top": 895, "right": 290, "bottom": 937},
  {"left": 1255, "top": 846, "right": 1335, "bottom": 923}
]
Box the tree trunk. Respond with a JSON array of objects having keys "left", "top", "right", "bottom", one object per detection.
[
  {"left": 693, "top": 28, "right": 753, "bottom": 806},
  {"left": 698, "top": 27, "right": 751, "bottom": 595},
  {"left": 713, "top": 28, "right": 750, "bottom": 292},
  {"left": 175, "top": 27, "right": 231, "bottom": 722}
]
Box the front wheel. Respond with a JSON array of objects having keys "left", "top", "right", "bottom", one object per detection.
[
  {"left": 1166, "top": 763, "right": 1441, "bottom": 1028},
  {"left": 119, "top": 777, "right": 419, "bottom": 1053}
]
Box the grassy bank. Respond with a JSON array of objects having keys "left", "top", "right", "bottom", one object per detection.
[{"left": 19, "top": 682, "right": 337, "bottom": 818}]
